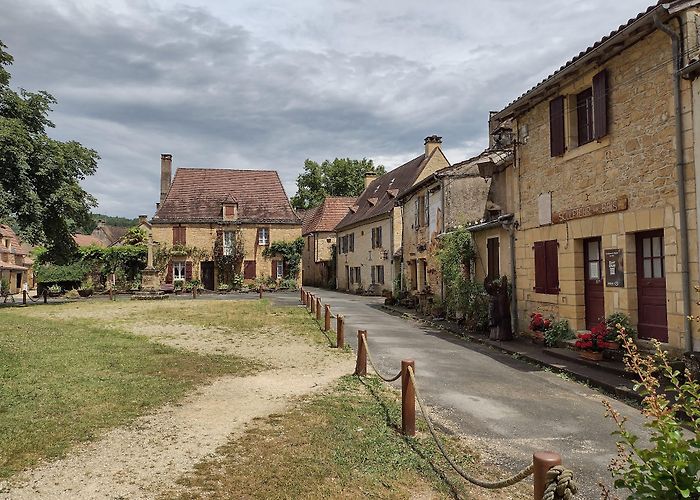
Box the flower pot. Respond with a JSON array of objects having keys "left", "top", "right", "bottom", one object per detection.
[
  {"left": 532, "top": 332, "right": 545, "bottom": 344},
  {"left": 580, "top": 350, "right": 604, "bottom": 361},
  {"left": 604, "top": 341, "right": 620, "bottom": 350},
  {"left": 78, "top": 289, "right": 93, "bottom": 298}
]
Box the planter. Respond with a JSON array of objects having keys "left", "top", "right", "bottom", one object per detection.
[
  {"left": 77, "top": 289, "right": 93, "bottom": 298},
  {"left": 580, "top": 350, "right": 604, "bottom": 361},
  {"left": 604, "top": 341, "right": 620, "bottom": 350},
  {"left": 531, "top": 331, "right": 545, "bottom": 344}
]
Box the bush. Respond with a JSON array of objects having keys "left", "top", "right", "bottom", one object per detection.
[
  {"left": 279, "top": 278, "right": 298, "bottom": 290},
  {"left": 603, "top": 335, "right": 700, "bottom": 498},
  {"left": 0, "top": 278, "right": 9, "bottom": 293},
  {"left": 231, "top": 273, "right": 244, "bottom": 290},
  {"left": 36, "top": 262, "right": 88, "bottom": 284},
  {"left": 605, "top": 312, "right": 637, "bottom": 341},
  {"left": 544, "top": 319, "right": 574, "bottom": 347}
]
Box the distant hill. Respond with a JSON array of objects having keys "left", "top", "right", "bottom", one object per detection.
[{"left": 79, "top": 214, "right": 139, "bottom": 235}]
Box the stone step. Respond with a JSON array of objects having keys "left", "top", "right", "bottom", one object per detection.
[{"left": 543, "top": 347, "right": 636, "bottom": 380}]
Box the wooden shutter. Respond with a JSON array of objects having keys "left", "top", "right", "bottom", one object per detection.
[
  {"left": 371, "top": 266, "right": 376, "bottom": 284},
  {"left": 350, "top": 233, "right": 354, "bottom": 252},
  {"left": 271, "top": 260, "right": 278, "bottom": 279},
  {"left": 166, "top": 262, "right": 173, "bottom": 284},
  {"left": 414, "top": 199, "right": 420, "bottom": 228},
  {"left": 549, "top": 96, "right": 565, "bottom": 157},
  {"left": 545, "top": 240, "right": 559, "bottom": 293},
  {"left": 378, "top": 266, "right": 384, "bottom": 284},
  {"left": 534, "top": 242, "right": 546, "bottom": 293},
  {"left": 172, "top": 227, "right": 178, "bottom": 244},
  {"left": 487, "top": 238, "right": 500, "bottom": 280},
  {"left": 593, "top": 69, "right": 608, "bottom": 139},
  {"left": 185, "top": 261, "right": 193, "bottom": 281},
  {"left": 244, "top": 260, "right": 256, "bottom": 280},
  {"left": 377, "top": 227, "right": 382, "bottom": 247}
]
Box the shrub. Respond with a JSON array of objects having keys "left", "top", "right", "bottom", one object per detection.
[
  {"left": 217, "top": 283, "right": 230, "bottom": 292},
  {"left": 64, "top": 289, "right": 80, "bottom": 299},
  {"left": 605, "top": 312, "right": 637, "bottom": 341},
  {"left": 279, "top": 278, "right": 298, "bottom": 290},
  {"left": 0, "top": 278, "right": 9, "bottom": 293},
  {"left": 230, "top": 273, "right": 244, "bottom": 290},
  {"left": 544, "top": 319, "right": 574, "bottom": 347},
  {"left": 36, "top": 262, "right": 88, "bottom": 284},
  {"left": 603, "top": 335, "right": 700, "bottom": 499}
]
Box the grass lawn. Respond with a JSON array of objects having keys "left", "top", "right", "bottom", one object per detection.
[
  {"left": 164, "top": 375, "right": 531, "bottom": 500},
  {"left": 0, "top": 304, "right": 263, "bottom": 479}
]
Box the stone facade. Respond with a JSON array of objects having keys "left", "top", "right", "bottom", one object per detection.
[
  {"left": 301, "top": 231, "right": 336, "bottom": 288},
  {"left": 491, "top": 13, "right": 700, "bottom": 351}
]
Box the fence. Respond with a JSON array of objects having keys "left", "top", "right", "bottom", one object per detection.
[{"left": 300, "top": 287, "right": 578, "bottom": 500}]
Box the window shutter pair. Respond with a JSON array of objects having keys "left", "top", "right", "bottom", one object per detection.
[
  {"left": 185, "top": 261, "right": 193, "bottom": 281},
  {"left": 166, "top": 262, "right": 173, "bottom": 284},
  {"left": 550, "top": 69, "right": 608, "bottom": 156},
  {"left": 533, "top": 240, "right": 559, "bottom": 294}
]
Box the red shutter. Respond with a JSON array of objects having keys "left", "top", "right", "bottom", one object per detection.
[
  {"left": 593, "top": 69, "right": 608, "bottom": 139},
  {"left": 166, "top": 262, "right": 173, "bottom": 284},
  {"left": 185, "top": 261, "right": 193, "bottom": 281},
  {"left": 283, "top": 261, "right": 289, "bottom": 279},
  {"left": 172, "top": 227, "right": 178, "bottom": 244},
  {"left": 271, "top": 260, "right": 277, "bottom": 279},
  {"left": 181, "top": 227, "right": 186, "bottom": 245},
  {"left": 549, "top": 96, "right": 565, "bottom": 157},
  {"left": 534, "top": 242, "right": 546, "bottom": 293},
  {"left": 545, "top": 240, "right": 559, "bottom": 294},
  {"left": 244, "top": 260, "right": 256, "bottom": 280}
]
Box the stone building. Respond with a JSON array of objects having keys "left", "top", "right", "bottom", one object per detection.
[
  {"left": 151, "top": 154, "right": 301, "bottom": 290},
  {"left": 334, "top": 136, "right": 449, "bottom": 294},
  {"left": 489, "top": 1, "right": 700, "bottom": 352},
  {"left": 0, "top": 224, "right": 33, "bottom": 293},
  {"left": 301, "top": 197, "right": 356, "bottom": 288},
  {"left": 398, "top": 157, "right": 491, "bottom": 302}
]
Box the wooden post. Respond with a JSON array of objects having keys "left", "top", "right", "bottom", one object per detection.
[
  {"left": 310, "top": 294, "right": 315, "bottom": 314},
  {"left": 316, "top": 297, "right": 322, "bottom": 321},
  {"left": 192, "top": 287, "right": 196, "bottom": 299},
  {"left": 533, "top": 451, "right": 561, "bottom": 500},
  {"left": 401, "top": 359, "right": 416, "bottom": 436},
  {"left": 22, "top": 290, "right": 27, "bottom": 305},
  {"left": 109, "top": 287, "right": 113, "bottom": 301},
  {"left": 355, "top": 330, "right": 367, "bottom": 376},
  {"left": 43, "top": 288, "right": 48, "bottom": 304},
  {"left": 324, "top": 304, "right": 331, "bottom": 331},
  {"left": 259, "top": 285, "right": 263, "bottom": 299},
  {"left": 336, "top": 315, "right": 345, "bottom": 348},
  {"left": 300, "top": 287, "right": 304, "bottom": 303}
]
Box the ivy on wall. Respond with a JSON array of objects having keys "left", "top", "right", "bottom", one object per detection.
[
  {"left": 263, "top": 237, "right": 304, "bottom": 279},
  {"left": 213, "top": 229, "right": 245, "bottom": 286}
]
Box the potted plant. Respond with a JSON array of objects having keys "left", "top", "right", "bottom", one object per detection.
[
  {"left": 48, "top": 284, "right": 62, "bottom": 297},
  {"left": 543, "top": 318, "right": 574, "bottom": 347},
  {"left": 603, "top": 312, "right": 636, "bottom": 350},
  {"left": 575, "top": 322, "right": 606, "bottom": 361},
  {"left": 217, "top": 283, "right": 231, "bottom": 294},
  {"left": 173, "top": 280, "right": 184, "bottom": 295},
  {"left": 529, "top": 312, "right": 551, "bottom": 344},
  {"left": 78, "top": 277, "right": 94, "bottom": 297}
]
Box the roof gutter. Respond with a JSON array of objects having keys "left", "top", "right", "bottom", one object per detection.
[{"left": 654, "top": 12, "right": 693, "bottom": 353}]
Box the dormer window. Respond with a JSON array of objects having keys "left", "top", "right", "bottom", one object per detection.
[
  {"left": 368, "top": 197, "right": 378, "bottom": 206},
  {"left": 223, "top": 202, "right": 238, "bottom": 221}
]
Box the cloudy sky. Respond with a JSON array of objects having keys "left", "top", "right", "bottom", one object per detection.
[{"left": 2, "top": 0, "right": 653, "bottom": 217}]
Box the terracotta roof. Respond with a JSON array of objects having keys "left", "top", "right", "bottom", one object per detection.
[
  {"left": 0, "top": 261, "right": 28, "bottom": 271},
  {"left": 335, "top": 153, "right": 432, "bottom": 231},
  {"left": 153, "top": 168, "right": 300, "bottom": 225},
  {"left": 73, "top": 234, "right": 106, "bottom": 247},
  {"left": 302, "top": 197, "right": 357, "bottom": 236},
  {"left": 0, "top": 224, "right": 27, "bottom": 255},
  {"left": 93, "top": 224, "right": 129, "bottom": 246},
  {"left": 495, "top": 1, "right": 676, "bottom": 119}
]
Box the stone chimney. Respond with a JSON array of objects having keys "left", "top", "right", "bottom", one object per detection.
[
  {"left": 138, "top": 215, "right": 148, "bottom": 225},
  {"left": 160, "top": 154, "right": 173, "bottom": 204},
  {"left": 364, "top": 172, "right": 378, "bottom": 189},
  {"left": 424, "top": 135, "right": 443, "bottom": 156}
]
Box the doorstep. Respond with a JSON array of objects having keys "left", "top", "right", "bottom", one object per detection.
[{"left": 381, "top": 304, "right": 641, "bottom": 403}]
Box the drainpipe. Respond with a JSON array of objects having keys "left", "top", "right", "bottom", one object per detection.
[{"left": 655, "top": 14, "right": 693, "bottom": 352}]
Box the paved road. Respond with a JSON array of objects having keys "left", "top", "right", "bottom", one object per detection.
[{"left": 303, "top": 287, "right": 646, "bottom": 498}]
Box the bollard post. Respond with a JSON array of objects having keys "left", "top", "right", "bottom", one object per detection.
[
  {"left": 300, "top": 287, "right": 304, "bottom": 303},
  {"left": 324, "top": 304, "right": 331, "bottom": 331},
  {"left": 533, "top": 451, "right": 561, "bottom": 500},
  {"left": 355, "top": 330, "right": 368, "bottom": 376},
  {"left": 259, "top": 285, "right": 263, "bottom": 299},
  {"left": 336, "top": 315, "right": 345, "bottom": 348},
  {"left": 109, "top": 287, "right": 113, "bottom": 301},
  {"left": 401, "top": 360, "right": 416, "bottom": 437},
  {"left": 22, "top": 290, "right": 27, "bottom": 305},
  {"left": 43, "top": 288, "right": 48, "bottom": 304},
  {"left": 316, "top": 297, "right": 322, "bottom": 321},
  {"left": 309, "top": 294, "right": 314, "bottom": 313},
  {"left": 192, "top": 287, "right": 196, "bottom": 299}
]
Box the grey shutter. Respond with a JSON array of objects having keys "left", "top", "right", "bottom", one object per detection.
[
  {"left": 593, "top": 69, "right": 608, "bottom": 139},
  {"left": 549, "top": 96, "right": 565, "bottom": 156}
]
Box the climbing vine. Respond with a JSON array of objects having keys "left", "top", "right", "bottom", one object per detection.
[
  {"left": 213, "top": 229, "right": 245, "bottom": 286},
  {"left": 262, "top": 237, "right": 304, "bottom": 279},
  {"left": 153, "top": 242, "right": 211, "bottom": 281}
]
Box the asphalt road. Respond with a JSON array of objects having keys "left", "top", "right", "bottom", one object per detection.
[{"left": 301, "top": 287, "right": 646, "bottom": 499}]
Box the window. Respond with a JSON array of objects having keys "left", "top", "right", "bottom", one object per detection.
[
  {"left": 414, "top": 195, "right": 428, "bottom": 228},
  {"left": 487, "top": 237, "right": 500, "bottom": 280},
  {"left": 371, "top": 265, "right": 385, "bottom": 285},
  {"left": 550, "top": 68, "right": 608, "bottom": 156},
  {"left": 372, "top": 226, "right": 383, "bottom": 249},
  {"left": 641, "top": 234, "right": 664, "bottom": 278},
  {"left": 534, "top": 240, "right": 559, "bottom": 294},
  {"left": 172, "top": 226, "right": 186, "bottom": 245},
  {"left": 576, "top": 88, "right": 594, "bottom": 146},
  {"left": 173, "top": 261, "right": 186, "bottom": 281},
  {"left": 223, "top": 231, "right": 235, "bottom": 256},
  {"left": 272, "top": 260, "right": 284, "bottom": 279},
  {"left": 420, "top": 260, "right": 428, "bottom": 291},
  {"left": 352, "top": 267, "right": 361, "bottom": 285},
  {"left": 414, "top": 198, "right": 420, "bottom": 228},
  {"left": 307, "top": 236, "right": 311, "bottom": 251},
  {"left": 258, "top": 228, "right": 269, "bottom": 246}
]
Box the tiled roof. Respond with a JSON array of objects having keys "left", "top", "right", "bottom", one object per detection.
[
  {"left": 94, "top": 225, "right": 129, "bottom": 246},
  {"left": 73, "top": 234, "right": 106, "bottom": 247},
  {"left": 153, "top": 168, "right": 300, "bottom": 225},
  {"left": 302, "top": 197, "right": 357, "bottom": 236},
  {"left": 495, "top": 1, "right": 672, "bottom": 118},
  {"left": 0, "top": 261, "right": 28, "bottom": 271},
  {"left": 335, "top": 153, "right": 431, "bottom": 231},
  {"left": 0, "top": 224, "right": 27, "bottom": 255}
]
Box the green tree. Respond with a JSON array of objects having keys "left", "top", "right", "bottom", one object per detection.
[
  {"left": 0, "top": 41, "right": 98, "bottom": 262},
  {"left": 291, "top": 158, "right": 385, "bottom": 209}
]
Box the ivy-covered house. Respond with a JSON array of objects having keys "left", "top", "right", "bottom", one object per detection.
[
  {"left": 0, "top": 224, "right": 33, "bottom": 293},
  {"left": 150, "top": 154, "right": 302, "bottom": 290}
]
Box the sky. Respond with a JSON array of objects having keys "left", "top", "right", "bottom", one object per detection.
[{"left": 1, "top": 0, "right": 654, "bottom": 217}]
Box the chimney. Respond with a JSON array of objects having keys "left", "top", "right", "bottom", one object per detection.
[
  {"left": 160, "top": 153, "right": 173, "bottom": 204},
  {"left": 424, "top": 135, "right": 442, "bottom": 156},
  {"left": 138, "top": 214, "right": 148, "bottom": 225},
  {"left": 364, "top": 172, "right": 378, "bottom": 189}
]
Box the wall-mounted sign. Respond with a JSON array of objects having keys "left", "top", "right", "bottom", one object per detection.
[
  {"left": 605, "top": 248, "right": 624, "bottom": 287},
  {"left": 552, "top": 196, "right": 628, "bottom": 224}
]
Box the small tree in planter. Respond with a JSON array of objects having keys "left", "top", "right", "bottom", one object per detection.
[
  {"left": 575, "top": 323, "right": 607, "bottom": 361},
  {"left": 604, "top": 312, "right": 637, "bottom": 350}
]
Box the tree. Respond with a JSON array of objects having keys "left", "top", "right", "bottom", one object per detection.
[
  {"left": 290, "top": 158, "right": 385, "bottom": 209},
  {"left": 0, "top": 41, "right": 99, "bottom": 263}
]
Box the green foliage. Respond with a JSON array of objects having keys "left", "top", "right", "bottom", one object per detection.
[
  {"left": 47, "top": 284, "right": 61, "bottom": 293},
  {"left": 35, "top": 262, "right": 88, "bottom": 284},
  {"left": 543, "top": 318, "right": 574, "bottom": 347},
  {"left": 77, "top": 244, "right": 147, "bottom": 285},
  {"left": 263, "top": 238, "right": 304, "bottom": 279},
  {"left": 604, "top": 336, "right": 700, "bottom": 499},
  {"left": 0, "top": 41, "right": 99, "bottom": 263},
  {"left": 290, "top": 158, "right": 385, "bottom": 209},
  {"left": 605, "top": 312, "right": 637, "bottom": 341},
  {"left": 31, "top": 246, "right": 49, "bottom": 266},
  {"left": 213, "top": 230, "right": 243, "bottom": 286},
  {"left": 120, "top": 227, "right": 146, "bottom": 246},
  {"left": 279, "top": 278, "right": 298, "bottom": 290},
  {"left": 0, "top": 278, "right": 9, "bottom": 293},
  {"left": 79, "top": 214, "right": 139, "bottom": 235}
]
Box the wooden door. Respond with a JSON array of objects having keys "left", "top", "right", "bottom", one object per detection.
[
  {"left": 201, "top": 261, "right": 215, "bottom": 290},
  {"left": 584, "top": 238, "right": 605, "bottom": 329},
  {"left": 636, "top": 231, "right": 668, "bottom": 341}
]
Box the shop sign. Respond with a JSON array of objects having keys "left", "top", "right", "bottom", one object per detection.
[
  {"left": 552, "top": 196, "right": 628, "bottom": 224},
  {"left": 605, "top": 248, "right": 624, "bottom": 287}
]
